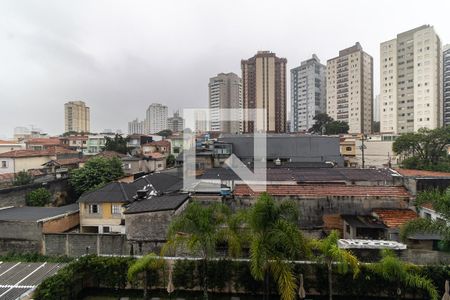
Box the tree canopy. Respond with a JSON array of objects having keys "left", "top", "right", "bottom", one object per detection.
[
  {"left": 309, "top": 113, "right": 349, "bottom": 135},
  {"left": 248, "top": 193, "right": 309, "bottom": 300},
  {"left": 69, "top": 156, "right": 124, "bottom": 196},
  {"left": 103, "top": 134, "right": 130, "bottom": 154},
  {"left": 156, "top": 129, "right": 173, "bottom": 138},
  {"left": 13, "top": 170, "right": 33, "bottom": 186},
  {"left": 393, "top": 127, "right": 450, "bottom": 171},
  {"left": 26, "top": 188, "right": 51, "bottom": 206}
]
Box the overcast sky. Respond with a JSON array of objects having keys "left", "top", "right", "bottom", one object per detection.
[{"left": 1, "top": 0, "right": 450, "bottom": 138}]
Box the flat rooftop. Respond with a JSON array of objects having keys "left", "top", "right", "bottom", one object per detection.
[{"left": 0, "top": 203, "right": 79, "bottom": 222}]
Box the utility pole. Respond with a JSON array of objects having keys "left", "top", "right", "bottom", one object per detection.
[{"left": 360, "top": 135, "right": 367, "bottom": 169}]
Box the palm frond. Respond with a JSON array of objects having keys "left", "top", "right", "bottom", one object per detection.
[{"left": 269, "top": 260, "right": 297, "bottom": 300}]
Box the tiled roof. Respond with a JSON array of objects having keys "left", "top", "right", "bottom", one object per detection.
[
  {"left": 142, "top": 140, "right": 171, "bottom": 147},
  {"left": 0, "top": 147, "right": 77, "bottom": 158},
  {"left": 25, "top": 138, "right": 61, "bottom": 145},
  {"left": 0, "top": 203, "right": 79, "bottom": 222},
  {"left": 372, "top": 209, "right": 418, "bottom": 228},
  {"left": 0, "top": 173, "right": 15, "bottom": 181},
  {"left": 234, "top": 184, "right": 411, "bottom": 198},
  {"left": 95, "top": 151, "right": 126, "bottom": 158},
  {"left": 394, "top": 168, "right": 450, "bottom": 178},
  {"left": 125, "top": 193, "right": 189, "bottom": 214},
  {"left": 0, "top": 140, "right": 19, "bottom": 145},
  {"left": 200, "top": 167, "right": 395, "bottom": 182},
  {"left": 421, "top": 202, "right": 434, "bottom": 210}
]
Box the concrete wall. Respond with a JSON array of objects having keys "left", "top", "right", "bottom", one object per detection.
[
  {"left": 0, "top": 221, "right": 43, "bottom": 254},
  {"left": 0, "top": 178, "right": 71, "bottom": 207},
  {"left": 43, "top": 233, "right": 163, "bottom": 257},
  {"left": 125, "top": 210, "right": 173, "bottom": 241},
  {"left": 235, "top": 195, "right": 408, "bottom": 227}
]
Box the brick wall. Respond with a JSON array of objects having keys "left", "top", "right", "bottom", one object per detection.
[{"left": 42, "top": 212, "right": 79, "bottom": 233}]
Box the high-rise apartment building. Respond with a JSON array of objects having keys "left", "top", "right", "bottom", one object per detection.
[
  {"left": 128, "top": 118, "right": 144, "bottom": 135},
  {"left": 145, "top": 103, "right": 168, "bottom": 134},
  {"left": 380, "top": 25, "right": 442, "bottom": 134},
  {"left": 326, "top": 42, "right": 373, "bottom": 134},
  {"left": 290, "top": 54, "right": 326, "bottom": 132},
  {"left": 241, "top": 51, "right": 287, "bottom": 133},
  {"left": 373, "top": 94, "right": 380, "bottom": 122},
  {"left": 167, "top": 111, "right": 185, "bottom": 133},
  {"left": 208, "top": 72, "right": 242, "bottom": 133},
  {"left": 443, "top": 44, "right": 450, "bottom": 126},
  {"left": 64, "top": 101, "right": 90, "bottom": 133}
]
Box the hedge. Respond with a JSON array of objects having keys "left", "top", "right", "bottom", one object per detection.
[{"left": 34, "top": 256, "right": 450, "bottom": 299}]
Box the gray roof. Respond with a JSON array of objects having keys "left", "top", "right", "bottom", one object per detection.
[
  {"left": 0, "top": 203, "right": 79, "bottom": 222},
  {"left": 199, "top": 167, "right": 395, "bottom": 183},
  {"left": 125, "top": 193, "right": 189, "bottom": 214},
  {"left": 341, "top": 215, "right": 387, "bottom": 229},
  {"left": 78, "top": 172, "right": 183, "bottom": 204}
]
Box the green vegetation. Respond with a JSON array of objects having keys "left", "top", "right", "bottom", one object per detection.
[
  {"left": 366, "top": 250, "right": 438, "bottom": 300},
  {"left": 393, "top": 127, "right": 450, "bottom": 172},
  {"left": 128, "top": 253, "right": 164, "bottom": 300},
  {"left": 69, "top": 156, "right": 124, "bottom": 196},
  {"left": 311, "top": 230, "right": 359, "bottom": 300},
  {"left": 156, "top": 129, "right": 173, "bottom": 138},
  {"left": 248, "top": 193, "right": 309, "bottom": 300},
  {"left": 13, "top": 170, "right": 33, "bottom": 186},
  {"left": 401, "top": 188, "right": 450, "bottom": 248},
  {"left": 34, "top": 255, "right": 133, "bottom": 300},
  {"left": 309, "top": 113, "right": 349, "bottom": 135},
  {"left": 103, "top": 134, "right": 130, "bottom": 154},
  {"left": 163, "top": 202, "right": 243, "bottom": 299},
  {"left": 0, "top": 252, "right": 72, "bottom": 263},
  {"left": 25, "top": 187, "right": 51, "bottom": 206}
]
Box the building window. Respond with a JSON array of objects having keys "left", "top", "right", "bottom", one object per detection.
[
  {"left": 1, "top": 161, "right": 7, "bottom": 168},
  {"left": 89, "top": 204, "right": 99, "bottom": 214},
  {"left": 112, "top": 205, "right": 121, "bottom": 215},
  {"left": 103, "top": 226, "right": 110, "bottom": 233},
  {"left": 345, "top": 147, "right": 352, "bottom": 151}
]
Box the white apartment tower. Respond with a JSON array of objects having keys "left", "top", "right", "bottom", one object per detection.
[
  {"left": 208, "top": 73, "right": 242, "bottom": 133},
  {"left": 64, "top": 101, "right": 90, "bottom": 133},
  {"left": 380, "top": 25, "right": 442, "bottom": 134},
  {"left": 326, "top": 43, "right": 373, "bottom": 134},
  {"left": 442, "top": 44, "right": 450, "bottom": 126},
  {"left": 128, "top": 118, "right": 144, "bottom": 135},
  {"left": 290, "top": 54, "right": 326, "bottom": 132},
  {"left": 145, "top": 103, "right": 168, "bottom": 134}
]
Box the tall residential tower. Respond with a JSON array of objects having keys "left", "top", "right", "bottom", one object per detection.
[
  {"left": 208, "top": 72, "right": 242, "bottom": 133},
  {"left": 443, "top": 44, "right": 450, "bottom": 126},
  {"left": 64, "top": 101, "right": 90, "bottom": 133},
  {"left": 145, "top": 103, "right": 168, "bottom": 134},
  {"left": 380, "top": 25, "right": 442, "bottom": 134},
  {"left": 326, "top": 42, "right": 373, "bottom": 134},
  {"left": 290, "top": 54, "right": 326, "bottom": 132},
  {"left": 241, "top": 51, "right": 287, "bottom": 133}
]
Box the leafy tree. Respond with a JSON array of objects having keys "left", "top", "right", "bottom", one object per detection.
[
  {"left": 248, "top": 193, "right": 309, "bottom": 300},
  {"left": 13, "top": 170, "right": 33, "bottom": 186},
  {"left": 26, "top": 188, "right": 51, "bottom": 206},
  {"left": 366, "top": 250, "right": 438, "bottom": 300},
  {"left": 163, "top": 202, "right": 242, "bottom": 300},
  {"left": 401, "top": 188, "right": 450, "bottom": 249},
  {"left": 309, "top": 113, "right": 349, "bottom": 135},
  {"left": 166, "top": 154, "right": 176, "bottom": 167},
  {"left": 103, "top": 134, "right": 130, "bottom": 154},
  {"left": 128, "top": 253, "right": 164, "bottom": 300},
  {"left": 157, "top": 129, "right": 173, "bottom": 138},
  {"left": 69, "top": 156, "right": 124, "bottom": 195},
  {"left": 393, "top": 127, "right": 450, "bottom": 170},
  {"left": 311, "top": 230, "right": 359, "bottom": 300}
]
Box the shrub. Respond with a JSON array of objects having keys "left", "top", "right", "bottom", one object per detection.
[{"left": 26, "top": 188, "right": 51, "bottom": 206}]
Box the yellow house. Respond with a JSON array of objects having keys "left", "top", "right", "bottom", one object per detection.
[{"left": 78, "top": 182, "right": 132, "bottom": 233}]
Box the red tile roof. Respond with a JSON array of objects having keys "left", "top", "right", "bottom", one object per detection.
[
  {"left": 0, "top": 140, "right": 19, "bottom": 145},
  {"left": 234, "top": 184, "right": 411, "bottom": 198},
  {"left": 142, "top": 140, "right": 171, "bottom": 147},
  {"left": 372, "top": 209, "right": 418, "bottom": 228},
  {"left": 25, "top": 138, "right": 61, "bottom": 145},
  {"left": 0, "top": 147, "right": 77, "bottom": 158},
  {"left": 421, "top": 202, "right": 435, "bottom": 210},
  {"left": 395, "top": 168, "right": 450, "bottom": 178}
]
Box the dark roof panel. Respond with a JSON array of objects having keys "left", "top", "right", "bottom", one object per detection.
[
  {"left": 125, "top": 194, "right": 189, "bottom": 214},
  {"left": 0, "top": 204, "right": 79, "bottom": 222}
]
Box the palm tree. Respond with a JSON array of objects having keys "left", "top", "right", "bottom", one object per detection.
[
  {"left": 401, "top": 188, "right": 450, "bottom": 246},
  {"left": 366, "top": 249, "right": 438, "bottom": 300},
  {"left": 128, "top": 253, "right": 164, "bottom": 300},
  {"left": 311, "top": 230, "right": 359, "bottom": 300},
  {"left": 162, "top": 202, "right": 240, "bottom": 300},
  {"left": 248, "top": 192, "right": 309, "bottom": 300}
]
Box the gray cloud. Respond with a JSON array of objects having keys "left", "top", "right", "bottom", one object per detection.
[{"left": 1, "top": 0, "right": 449, "bottom": 137}]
